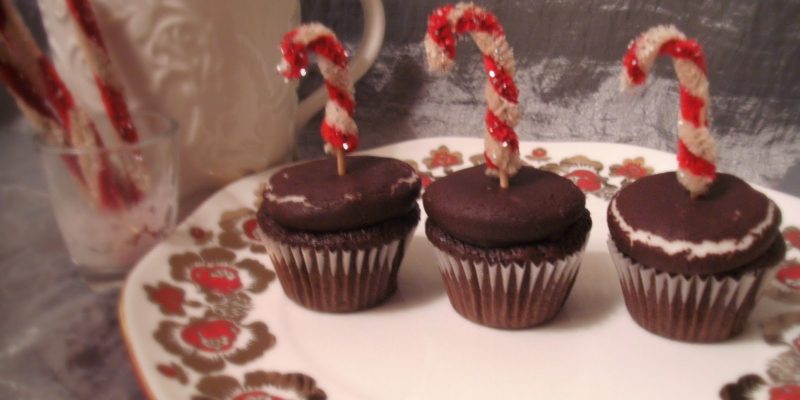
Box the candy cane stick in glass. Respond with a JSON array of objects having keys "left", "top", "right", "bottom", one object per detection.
[
  {"left": 66, "top": 0, "right": 140, "bottom": 145},
  {"left": 278, "top": 23, "right": 358, "bottom": 176},
  {"left": 424, "top": 2, "right": 521, "bottom": 189},
  {"left": 0, "top": 0, "right": 132, "bottom": 209},
  {"left": 621, "top": 25, "right": 716, "bottom": 198}
]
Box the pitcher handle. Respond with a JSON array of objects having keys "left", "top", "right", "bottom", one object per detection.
[{"left": 294, "top": 0, "right": 385, "bottom": 129}]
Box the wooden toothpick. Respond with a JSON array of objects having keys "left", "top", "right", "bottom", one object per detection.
[
  {"left": 336, "top": 149, "right": 346, "bottom": 176},
  {"left": 500, "top": 170, "right": 509, "bottom": 189}
]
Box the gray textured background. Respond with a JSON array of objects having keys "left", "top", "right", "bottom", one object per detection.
[
  {"left": 0, "top": 0, "right": 798, "bottom": 398},
  {"left": 298, "top": 0, "right": 800, "bottom": 191}
]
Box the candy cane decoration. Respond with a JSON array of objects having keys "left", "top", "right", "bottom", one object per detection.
[
  {"left": 424, "top": 3, "right": 521, "bottom": 188},
  {"left": 278, "top": 23, "right": 357, "bottom": 176},
  {"left": 0, "top": 4, "right": 60, "bottom": 140},
  {"left": 622, "top": 25, "right": 716, "bottom": 198},
  {"left": 66, "top": 0, "right": 139, "bottom": 144},
  {"left": 0, "top": 0, "right": 138, "bottom": 209}
]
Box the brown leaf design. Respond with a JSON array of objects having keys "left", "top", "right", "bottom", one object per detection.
[
  {"left": 169, "top": 252, "right": 203, "bottom": 281},
  {"left": 182, "top": 352, "right": 226, "bottom": 374},
  {"left": 218, "top": 208, "right": 257, "bottom": 251},
  {"left": 194, "top": 375, "right": 241, "bottom": 399},
  {"left": 153, "top": 321, "right": 185, "bottom": 356},
  {"left": 719, "top": 374, "right": 766, "bottom": 400},
  {"left": 145, "top": 282, "right": 187, "bottom": 316},
  {"left": 760, "top": 312, "right": 800, "bottom": 346},
  {"left": 224, "top": 322, "right": 276, "bottom": 365},
  {"left": 235, "top": 258, "right": 276, "bottom": 293},
  {"left": 156, "top": 362, "right": 189, "bottom": 385},
  {"left": 218, "top": 231, "right": 247, "bottom": 250},
  {"left": 245, "top": 371, "right": 327, "bottom": 400},
  {"left": 199, "top": 247, "right": 237, "bottom": 263}
]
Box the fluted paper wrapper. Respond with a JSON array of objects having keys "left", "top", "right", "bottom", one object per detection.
[
  {"left": 262, "top": 231, "right": 414, "bottom": 312},
  {"left": 607, "top": 239, "right": 768, "bottom": 342},
  {"left": 433, "top": 246, "right": 586, "bottom": 329}
]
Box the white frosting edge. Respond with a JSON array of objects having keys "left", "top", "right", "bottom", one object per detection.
[
  {"left": 390, "top": 172, "right": 420, "bottom": 194},
  {"left": 263, "top": 178, "right": 319, "bottom": 209},
  {"left": 609, "top": 197, "right": 777, "bottom": 259}
]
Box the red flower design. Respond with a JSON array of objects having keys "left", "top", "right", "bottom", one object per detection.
[
  {"left": 145, "top": 282, "right": 188, "bottom": 316},
  {"left": 777, "top": 261, "right": 800, "bottom": 290},
  {"left": 771, "top": 385, "right": 800, "bottom": 400},
  {"left": 529, "top": 147, "right": 549, "bottom": 160},
  {"left": 541, "top": 155, "right": 616, "bottom": 199},
  {"left": 423, "top": 145, "right": 463, "bottom": 169},
  {"left": 218, "top": 209, "right": 267, "bottom": 253},
  {"left": 170, "top": 247, "right": 274, "bottom": 298},
  {"left": 181, "top": 319, "right": 240, "bottom": 352},
  {"left": 610, "top": 157, "right": 653, "bottom": 180},
  {"left": 155, "top": 318, "right": 275, "bottom": 373},
  {"left": 565, "top": 170, "right": 602, "bottom": 192},
  {"left": 191, "top": 266, "right": 244, "bottom": 296},
  {"left": 784, "top": 227, "right": 800, "bottom": 250}
]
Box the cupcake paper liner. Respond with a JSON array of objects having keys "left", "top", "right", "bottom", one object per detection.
[
  {"left": 607, "top": 239, "right": 768, "bottom": 342},
  {"left": 433, "top": 245, "right": 587, "bottom": 329},
  {"left": 262, "top": 231, "right": 414, "bottom": 312}
]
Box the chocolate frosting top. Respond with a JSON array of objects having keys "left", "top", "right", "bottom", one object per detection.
[
  {"left": 423, "top": 165, "right": 586, "bottom": 247},
  {"left": 262, "top": 156, "right": 421, "bottom": 232},
  {"left": 608, "top": 172, "right": 782, "bottom": 275}
]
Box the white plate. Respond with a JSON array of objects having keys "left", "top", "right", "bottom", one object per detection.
[{"left": 120, "top": 138, "right": 800, "bottom": 399}]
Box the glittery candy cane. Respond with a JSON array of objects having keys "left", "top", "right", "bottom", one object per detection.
[
  {"left": 622, "top": 25, "right": 717, "bottom": 198},
  {"left": 279, "top": 23, "right": 357, "bottom": 176},
  {"left": 424, "top": 2, "right": 521, "bottom": 188}
]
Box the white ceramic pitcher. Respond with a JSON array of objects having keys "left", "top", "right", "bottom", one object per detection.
[{"left": 37, "top": 0, "right": 385, "bottom": 197}]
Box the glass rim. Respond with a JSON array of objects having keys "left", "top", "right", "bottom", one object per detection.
[{"left": 36, "top": 110, "right": 178, "bottom": 155}]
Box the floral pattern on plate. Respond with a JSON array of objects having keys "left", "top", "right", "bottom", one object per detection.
[{"left": 722, "top": 226, "right": 800, "bottom": 399}]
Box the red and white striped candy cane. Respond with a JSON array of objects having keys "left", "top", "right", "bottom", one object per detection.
[
  {"left": 622, "top": 25, "right": 716, "bottom": 198},
  {"left": 279, "top": 23, "right": 357, "bottom": 176},
  {"left": 424, "top": 3, "right": 521, "bottom": 188},
  {"left": 0, "top": 0, "right": 138, "bottom": 209},
  {"left": 66, "top": 0, "right": 139, "bottom": 145}
]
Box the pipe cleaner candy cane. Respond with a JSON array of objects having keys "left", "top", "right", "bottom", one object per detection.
[
  {"left": 622, "top": 25, "right": 716, "bottom": 198},
  {"left": 66, "top": 0, "right": 139, "bottom": 145},
  {"left": 0, "top": 0, "right": 136, "bottom": 209},
  {"left": 279, "top": 23, "right": 357, "bottom": 176},
  {"left": 424, "top": 2, "right": 521, "bottom": 189}
]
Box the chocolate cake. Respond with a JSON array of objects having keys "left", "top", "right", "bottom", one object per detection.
[
  {"left": 423, "top": 165, "right": 592, "bottom": 329},
  {"left": 257, "top": 156, "right": 421, "bottom": 312}
]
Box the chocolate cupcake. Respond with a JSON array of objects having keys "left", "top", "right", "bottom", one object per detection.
[
  {"left": 424, "top": 165, "right": 592, "bottom": 329},
  {"left": 258, "top": 156, "right": 421, "bottom": 312},
  {"left": 609, "top": 25, "right": 786, "bottom": 341},
  {"left": 421, "top": 4, "right": 591, "bottom": 328},
  {"left": 261, "top": 24, "right": 421, "bottom": 312},
  {"left": 607, "top": 172, "right": 784, "bottom": 342}
]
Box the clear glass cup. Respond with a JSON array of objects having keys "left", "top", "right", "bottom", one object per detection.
[{"left": 38, "top": 112, "right": 179, "bottom": 290}]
